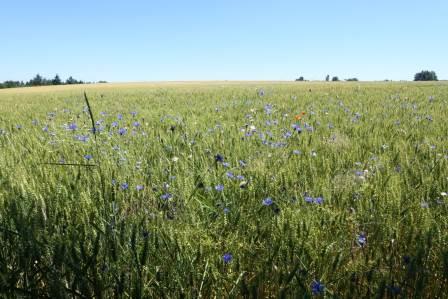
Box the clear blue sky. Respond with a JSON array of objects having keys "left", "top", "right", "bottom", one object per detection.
[{"left": 1, "top": 0, "right": 447, "bottom": 82}]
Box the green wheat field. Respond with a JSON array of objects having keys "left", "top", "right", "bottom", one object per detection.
[{"left": 0, "top": 81, "right": 447, "bottom": 298}]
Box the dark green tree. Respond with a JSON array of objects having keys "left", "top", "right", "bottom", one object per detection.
[
  {"left": 414, "top": 70, "right": 438, "bottom": 81},
  {"left": 66, "top": 76, "right": 78, "bottom": 84},
  {"left": 325, "top": 75, "right": 330, "bottom": 81},
  {"left": 52, "top": 74, "right": 62, "bottom": 85},
  {"left": 295, "top": 76, "right": 304, "bottom": 81},
  {"left": 28, "top": 74, "right": 44, "bottom": 86},
  {"left": 332, "top": 76, "right": 339, "bottom": 81}
]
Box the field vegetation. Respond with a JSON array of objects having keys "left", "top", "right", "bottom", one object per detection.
[{"left": 0, "top": 81, "right": 447, "bottom": 297}]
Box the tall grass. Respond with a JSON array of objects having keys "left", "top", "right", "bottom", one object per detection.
[{"left": 0, "top": 82, "right": 447, "bottom": 297}]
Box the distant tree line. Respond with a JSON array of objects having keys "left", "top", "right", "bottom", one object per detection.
[
  {"left": 296, "top": 75, "right": 358, "bottom": 82},
  {"left": 0, "top": 74, "right": 104, "bottom": 89},
  {"left": 295, "top": 70, "right": 440, "bottom": 82}
]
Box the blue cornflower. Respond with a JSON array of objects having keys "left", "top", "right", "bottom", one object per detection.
[
  {"left": 355, "top": 170, "right": 364, "bottom": 177},
  {"left": 223, "top": 253, "right": 233, "bottom": 263},
  {"left": 283, "top": 131, "right": 293, "bottom": 139},
  {"left": 136, "top": 185, "right": 144, "bottom": 191},
  {"left": 215, "top": 184, "right": 224, "bottom": 192},
  {"left": 117, "top": 113, "right": 123, "bottom": 120},
  {"left": 236, "top": 175, "right": 245, "bottom": 181},
  {"left": 273, "top": 142, "right": 287, "bottom": 148},
  {"left": 262, "top": 197, "right": 273, "bottom": 206},
  {"left": 68, "top": 123, "right": 77, "bottom": 131},
  {"left": 215, "top": 154, "right": 224, "bottom": 163},
  {"left": 357, "top": 233, "right": 367, "bottom": 247},
  {"left": 314, "top": 197, "right": 324, "bottom": 204},
  {"left": 292, "top": 123, "right": 302, "bottom": 133},
  {"left": 161, "top": 193, "right": 172, "bottom": 200},
  {"left": 311, "top": 280, "right": 325, "bottom": 295},
  {"left": 130, "top": 111, "right": 137, "bottom": 117},
  {"left": 304, "top": 196, "right": 314, "bottom": 203},
  {"left": 120, "top": 183, "right": 129, "bottom": 190},
  {"left": 222, "top": 162, "right": 230, "bottom": 168},
  {"left": 84, "top": 154, "right": 93, "bottom": 161},
  {"left": 223, "top": 207, "right": 230, "bottom": 214},
  {"left": 111, "top": 121, "right": 118, "bottom": 127},
  {"left": 118, "top": 128, "right": 127, "bottom": 135},
  {"left": 133, "top": 121, "right": 140, "bottom": 127},
  {"left": 42, "top": 126, "right": 49, "bottom": 132},
  {"left": 76, "top": 135, "right": 89, "bottom": 142},
  {"left": 403, "top": 255, "right": 411, "bottom": 264},
  {"left": 304, "top": 123, "right": 314, "bottom": 132},
  {"left": 226, "top": 172, "right": 235, "bottom": 179},
  {"left": 264, "top": 104, "right": 273, "bottom": 114}
]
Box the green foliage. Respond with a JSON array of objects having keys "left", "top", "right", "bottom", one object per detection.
[
  {"left": 332, "top": 76, "right": 339, "bottom": 81},
  {"left": 66, "top": 76, "right": 83, "bottom": 85},
  {"left": 325, "top": 74, "right": 330, "bottom": 81},
  {"left": 0, "top": 82, "right": 447, "bottom": 297},
  {"left": 52, "top": 74, "right": 62, "bottom": 85},
  {"left": 295, "top": 76, "right": 304, "bottom": 81},
  {"left": 345, "top": 78, "right": 358, "bottom": 81},
  {"left": 414, "top": 70, "right": 438, "bottom": 81},
  {"left": 0, "top": 74, "right": 88, "bottom": 89},
  {"left": 0, "top": 80, "right": 25, "bottom": 89},
  {"left": 28, "top": 74, "right": 44, "bottom": 86}
]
